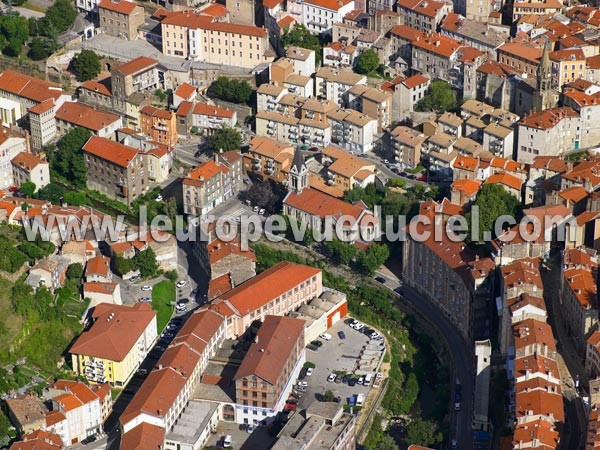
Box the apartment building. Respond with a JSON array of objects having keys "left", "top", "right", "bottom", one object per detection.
[
  {"left": 315, "top": 67, "right": 366, "bottom": 105},
  {"left": 44, "top": 380, "right": 111, "bottom": 445},
  {"left": 441, "top": 13, "right": 506, "bottom": 58},
  {"left": 326, "top": 108, "right": 377, "bottom": 153},
  {"left": 0, "top": 70, "right": 67, "bottom": 118},
  {"left": 98, "top": 0, "right": 144, "bottom": 41},
  {"left": 11, "top": 152, "right": 50, "bottom": 192},
  {"left": 346, "top": 85, "right": 392, "bottom": 132},
  {"left": 0, "top": 127, "right": 27, "bottom": 190},
  {"left": 25, "top": 256, "right": 70, "bottom": 292},
  {"left": 191, "top": 103, "right": 237, "bottom": 132},
  {"left": 497, "top": 42, "right": 543, "bottom": 78},
  {"left": 233, "top": 316, "right": 305, "bottom": 425},
  {"left": 183, "top": 152, "right": 243, "bottom": 216},
  {"left": 390, "top": 125, "right": 427, "bottom": 168},
  {"left": 28, "top": 101, "right": 57, "bottom": 150},
  {"left": 285, "top": 46, "right": 316, "bottom": 75},
  {"left": 517, "top": 107, "right": 580, "bottom": 164},
  {"left": 112, "top": 57, "right": 161, "bottom": 115},
  {"left": 323, "top": 41, "right": 358, "bottom": 68},
  {"left": 55, "top": 102, "right": 122, "bottom": 139},
  {"left": 483, "top": 123, "right": 514, "bottom": 158},
  {"left": 140, "top": 105, "right": 178, "bottom": 147},
  {"left": 550, "top": 49, "right": 587, "bottom": 89},
  {"left": 411, "top": 33, "right": 461, "bottom": 82},
  {"left": 244, "top": 136, "right": 295, "bottom": 183},
  {"left": 321, "top": 145, "right": 376, "bottom": 191},
  {"left": 396, "top": 0, "right": 450, "bottom": 33},
  {"left": 70, "top": 303, "right": 157, "bottom": 387},
  {"left": 563, "top": 88, "right": 600, "bottom": 151},
  {"left": 79, "top": 80, "right": 113, "bottom": 111},
  {"left": 302, "top": 0, "right": 355, "bottom": 36},
  {"left": 257, "top": 82, "right": 288, "bottom": 112},
  {"left": 82, "top": 136, "right": 148, "bottom": 205},
  {"left": 298, "top": 98, "right": 336, "bottom": 149},
  {"left": 381, "top": 74, "right": 430, "bottom": 121},
  {"left": 561, "top": 247, "right": 599, "bottom": 354},
  {"left": 512, "top": 0, "right": 563, "bottom": 22},
  {"left": 208, "top": 261, "right": 323, "bottom": 338},
  {"left": 161, "top": 10, "right": 274, "bottom": 68}
]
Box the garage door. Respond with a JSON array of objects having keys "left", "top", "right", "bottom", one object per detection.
[{"left": 330, "top": 311, "right": 341, "bottom": 326}]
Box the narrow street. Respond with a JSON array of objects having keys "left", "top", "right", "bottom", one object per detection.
[{"left": 541, "top": 252, "right": 588, "bottom": 450}]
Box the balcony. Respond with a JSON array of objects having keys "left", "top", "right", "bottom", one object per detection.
[
  {"left": 267, "top": 122, "right": 276, "bottom": 129},
  {"left": 266, "top": 160, "right": 274, "bottom": 168},
  {"left": 267, "top": 98, "right": 276, "bottom": 104},
  {"left": 326, "top": 171, "right": 334, "bottom": 179},
  {"left": 265, "top": 168, "right": 274, "bottom": 175},
  {"left": 267, "top": 128, "right": 275, "bottom": 135},
  {"left": 253, "top": 157, "right": 260, "bottom": 163},
  {"left": 316, "top": 131, "right": 324, "bottom": 137}
]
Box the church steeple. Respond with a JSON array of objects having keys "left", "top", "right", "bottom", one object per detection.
[
  {"left": 537, "top": 40, "right": 552, "bottom": 92},
  {"left": 288, "top": 147, "right": 308, "bottom": 193}
]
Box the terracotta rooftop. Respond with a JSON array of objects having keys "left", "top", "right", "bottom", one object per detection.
[
  {"left": 412, "top": 33, "right": 461, "bottom": 58},
  {"left": 82, "top": 136, "right": 140, "bottom": 168},
  {"left": 80, "top": 79, "right": 112, "bottom": 97},
  {"left": 9, "top": 430, "right": 63, "bottom": 450},
  {"left": 451, "top": 179, "right": 481, "bottom": 197},
  {"left": 174, "top": 82, "right": 196, "bottom": 100},
  {"left": 11, "top": 152, "right": 46, "bottom": 171},
  {"left": 115, "top": 56, "right": 158, "bottom": 77},
  {"left": 303, "top": 0, "right": 353, "bottom": 11},
  {"left": 193, "top": 102, "right": 235, "bottom": 118},
  {"left": 55, "top": 102, "right": 121, "bottom": 132},
  {"left": 140, "top": 105, "right": 172, "bottom": 120},
  {"left": 513, "top": 318, "right": 556, "bottom": 352},
  {"left": 69, "top": 303, "right": 156, "bottom": 361},
  {"left": 120, "top": 422, "right": 165, "bottom": 450},
  {"left": 397, "top": 0, "right": 446, "bottom": 18},
  {"left": 234, "top": 315, "right": 305, "bottom": 385},
  {"left": 284, "top": 188, "right": 370, "bottom": 223},
  {"left": 98, "top": 0, "right": 139, "bottom": 14},
  {"left": 83, "top": 281, "right": 118, "bottom": 295},
  {"left": 183, "top": 160, "right": 229, "bottom": 187},
  {"left": 485, "top": 171, "right": 524, "bottom": 191},
  {"left": 520, "top": 107, "right": 579, "bottom": 130},
  {"left": 0, "top": 70, "right": 62, "bottom": 103}
]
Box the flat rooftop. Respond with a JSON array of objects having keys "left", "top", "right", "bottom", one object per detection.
[{"left": 165, "top": 400, "right": 218, "bottom": 444}]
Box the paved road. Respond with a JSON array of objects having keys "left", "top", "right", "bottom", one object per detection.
[{"left": 374, "top": 269, "right": 474, "bottom": 450}]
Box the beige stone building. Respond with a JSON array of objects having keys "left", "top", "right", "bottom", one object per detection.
[
  {"left": 111, "top": 57, "right": 161, "bottom": 115},
  {"left": 98, "top": 0, "right": 144, "bottom": 41},
  {"left": 11, "top": 152, "right": 50, "bottom": 192},
  {"left": 82, "top": 136, "right": 148, "bottom": 204},
  {"left": 390, "top": 125, "right": 427, "bottom": 168}
]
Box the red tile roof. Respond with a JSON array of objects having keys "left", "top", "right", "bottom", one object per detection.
[
  {"left": 558, "top": 186, "right": 588, "bottom": 203},
  {"left": 513, "top": 318, "right": 556, "bottom": 352},
  {"left": 98, "top": 0, "right": 139, "bottom": 14},
  {"left": 55, "top": 102, "right": 121, "bottom": 132},
  {"left": 485, "top": 171, "right": 524, "bottom": 191},
  {"left": 115, "top": 56, "right": 158, "bottom": 77},
  {"left": 200, "top": 2, "right": 229, "bottom": 17},
  {"left": 82, "top": 136, "right": 140, "bottom": 168},
  {"left": 174, "top": 82, "right": 196, "bottom": 100},
  {"left": 207, "top": 239, "right": 257, "bottom": 265},
  {"left": 498, "top": 42, "right": 544, "bottom": 63},
  {"left": 208, "top": 273, "right": 234, "bottom": 298},
  {"left": 176, "top": 100, "right": 193, "bottom": 117},
  {"left": 515, "top": 388, "right": 564, "bottom": 423},
  {"left": 140, "top": 105, "right": 172, "bottom": 120},
  {"left": 0, "top": 70, "right": 62, "bottom": 103},
  {"left": 412, "top": 33, "right": 461, "bottom": 58},
  {"left": 397, "top": 0, "right": 446, "bottom": 17},
  {"left": 402, "top": 74, "right": 429, "bottom": 89},
  {"left": 520, "top": 107, "right": 579, "bottom": 130},
  {"left": 69, "top": 303, "right": 156, "bottom": 361},
  {"left": 9, "top": 430, "right": 63, "bottom": 450},
  {"left": 193, "top": 102, "right": 235, "bottom": 118},
  {"left": 390, "top": 24, "right": 427, "bottom": 41},
  {"left": 234, "top": 315, "right": 305, "bottom": 385},
  {"left": 183, "top": 160, "right": 229, "bottom": 187},
  {"left": 28, "top": 99, "right": 55, "bottom": 115},
  {"left": 304, "top": 0, "right": 353, "bottom": 11},
  {"left": 11, "top": 152, "right": 45, "bottom": 171},
  {"left": 284, "top": 188, "right": 369, "bottom": 223},
  {"left": 80, "top": 79, "right": 112, "bottom": 97},
  {"left": 452, "top": 179, "right": 481, "bottom": 197},
  {"left": 83, "top": 281, "right": 118, "bottom": 295},
  {"left": 477, "top": 61, "right": 519, "bottom": 78},
  {"left": 120, "top": 422, "right": 165, "bottom": 450}
]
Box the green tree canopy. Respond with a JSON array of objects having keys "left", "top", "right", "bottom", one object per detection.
[
  {"left": 38, "top": 0, "right": 77, "bottom": 35},
  {"left": 19, "top": 182, "right": 37, "bottom": 198},
  {"left": 0, "top": 15, "right": 29, "bottom": 56},
  {"left": 343, "top": 184, "right": 384, "bottom": 210},
  {"left": 282, "top": 24, "right": 322, "bottom": 64},
  {"left": 50, "top": 127, "right": 91, "bottom": 188},
  {"left": 66, "top": 263, "right": 84, "bottom": 281},
  {"left": 134, "top": 247, "right": 159, "bottom": 278},
  {"left": 468, "top": 183, "right": 521, "bottom": 242},
  {"left": 416, "top": 80, "right": 457, "bottom": 113},
  {"left": 211, "top": 77, "right": 253, "bottom": 104},
  {"left": 404, "top": 418, "right": 443, "bottom": 447},
  {"left": 71, "top": 50, "right": 101, "bottom": 82},
  {"left": 209, "top": 127, "right": 242, "bottom": 153},
  {"left": 357, "top": 244, "right": 390, "bottom": 275},
  {"left": 356, "top": 49, "right": 379, "bottom": 74}
]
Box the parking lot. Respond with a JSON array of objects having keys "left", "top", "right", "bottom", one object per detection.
[
  {"left": 204, "top": 419, "right": 276, "bottom": 450},
  {"left": 296, "top": 319, "right": 384, "bottom": 410}
]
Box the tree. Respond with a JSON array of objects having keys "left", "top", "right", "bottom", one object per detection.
[
  {"left": 19, "top": 182, "right": 36, "bottom": 198},
  {"left": 28, "top": 37, "right": 48, "bottom": 60},
  {"left": 375, "top": 436, "right": 399, "bottom": 450},
  {"left": 238, "top": 180, "right": 281, "bottom": 213},
  {"left": 324, "top": 239, "right": 356, "bottom": 266},
  {"left": 416, "top": 80, "right": 457, "bottom": 113},
  {"left": 404, "top": 418, "right": 443, "bottom": 447},
  {"left": 396, "top": 372, "right": 419, "bottom": 414},
  {"left": 40, "top": 0, "right": 77, "bottom": 34},
  {"left": 209, "top": 127, "right": 242, "bottom": 153},
  {"left": 66, "top": 263, "right": 84, "bottom": 281},
  {"left": 155, "top": 89, "right": 167, "bottom": 102},
  {"left": 51, "top": 127, "right": 91, "bottom": 188},
  {"left": 71, "top": 50, "right": 101, "bottom": 82},
  {"left": 114, "top": 256, "right": 135, "bottom": 277},
  {"left": 211, "top": 77, "right": 253, "bottom": 104},
  {"left": 0, "top": 15, "right": 29, "bottom": 55},
  {"left": 357, "top": 244, "right": 390, "bottom": 275},
  {"left": 356, "top": 49, "right": 379, "bottom": 74},
  {"left": 4, "top": 37, "right": 23, "bottom": 57},
  {"left": 134, "top": 247, "right": 159, "bottom": 278},
  {"left": 323, "top": 390, "right": 334, "bottom": 402},
  {"left": 282, "top": 24, "right": 322, "bottom": 65},
  {"left": 37, "top": 182, "right": 66, "bottom": 204},
  {"left": 467, "top": 183, "right": 521, "bottom": 242}
]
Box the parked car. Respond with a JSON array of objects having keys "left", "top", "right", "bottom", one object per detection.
[
  {"left": 327, "top": 373, "right": 336, "bottom": 382},
  {"left": 310, "top": 340, "right": 323, "bottom": 347},
  {"left": 138, "top": 297, "right": 151, "bottom": 303},
  {"left": 348, "top": 395, "right": 356, "bottom": 406},
  {"left": 376, "top": 373, "right": 383, "bottom": 380},
  {"left": 342, "top": 375, "right": 350, "bottom": 384},
  {"left": 375, "top": 276, "right": 386, "bottom": 283},
  {"left": 246, "top": 425, "right": 254, "bottom": 434},
  {"left": 319, "top": 333, "right": 332, "bottom": 341},
  {"left": 307, "top": 343, "right": 319, "bottom": 351},
  {"left": 348, "top": 378, "right": 357, "bottom": 386},
  {"left": 335, "top": 375, "right": 343, "bottom": 383},
  {"left": 357, "top": 376, "right": 365, "bottom": 385},
  {"left": 298, "top": 381, "right": 308, "bottom": 388},
  {"left": 306, "top": 367, "right": 313, "bottom": 377},
  {"left": 338, "top": 331, "right": 346, "bottom": 340},
  {"left": 141, "top": 285, "right": 152, "bottom": 291},
  {"left": 176, "top": 280, "right": 187, "bottom": 288},
  {"left": 155, "top": 194, "right": 163, "bottom": 202}
]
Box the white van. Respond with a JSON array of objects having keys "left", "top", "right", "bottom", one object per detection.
[
  {"left": 319, "top": 333, "right": 332, "bottom": 341},
  {"left": 364, "top": 373, "right": 373, "bottom": 385},
  {"left": 223, "top": 435, "right": 232, "bottom": 447}
]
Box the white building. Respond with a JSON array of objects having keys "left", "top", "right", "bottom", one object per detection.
[
  {"left": 315, "top": 67, "right": 366, "bottom": 105},
  {"left": 191, "top": 103, "right": 237, "bottom": 131},
  {"left": 285, "top": 46, "right": 316, "bottom": 75},
  {"left": 0, "top": 127, "right": 28, "bottom": 190},
  {"left": 327, "top": 108, "right": 378, "bottom": 153},
  {"left": 302, "top": 0, "right": 355, "bottom": 36},
  {"left": 11, "top": 151, "right": 50, "bottom": 192}
]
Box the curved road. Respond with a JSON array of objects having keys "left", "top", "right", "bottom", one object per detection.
[{"left": 375, "top": 270, "right": 474, "bottom": 450}]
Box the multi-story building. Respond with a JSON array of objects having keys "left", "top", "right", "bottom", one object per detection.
[
  {"left": 244, "top": 136, "right": 295, "bottom": 183},
  {"left": 396, "top": 0, "right": 450, "bottom": 33},
  {"left": 497, "top": 42, "right": 543, "bottom": 79},
  {"left": 70, "top": 303, "right": 157, "bottom": 387},
  {"left": 0, "top": 127, "right": 28, "bottom": 190},
  {"left": 561, "top": 247, "right": 598, "bottom": 354},
  {"left": 139, "top": 105, "right": 178, "bottom": 147},
  {"left": 111, "top": 57, "right": 161, "bottom": 115},
  {"left": 25, "top": 256, "right": 70, "bottom": 292},
  {"left": 549, "top": 48, "right": 587, "bottom": 89},
  {"left": 512, "top": 0, "right": 563, "bottom": 22},
  {"left": 82, "top": 136, "right": 148, "bottom": 204},
  {"left": 285, "top": 46, "right": 316, "bottom": 75},
  {"left": 482, "top": 123, "right": 514, "bottom": 158},
  {"left": 191, "top": 103, "right": 237, "bottom": 132},
  {"left": 326, "top": 108, "right": 378, "bottom": 153},
  {"left": 314, "top": 67, "right": 366, "bottom": 105},
  {"left": 441, "top": 13, "right": 506, "bottom": 59},
  {"left": 182, "top": 151, "right": 243, "bottom": 216},
  {"left": 321, "top": 145, "right": 376, "bottom": 191},
  {"left": 563, "top": 88, "right": 600, "bottom": 151},
  {"left": 302, "top": 0, "right": 355, "bottom": 36},
  {"left": 55, "top": 102, "right": 122, "bottom": 139},
  {"left": 233, "top": 315, "right": 305, "bottom": 425},
  {"left": 517, "top": 107, "right": 580, "bottom": 164},
  {"left": 28, "top": 100, "right": 57, "bottom": 150},
  {"left": 44, "top": 380, "right": 111, "bottom": 445},
  {"left": 98, "top": 0, "right": 144, "bottom": 41},
  {"left": 411, "top": 33, "right": 461, "bottom": 82},
  {"left": 11, "top": 152, "right": 50, "bottom": 192},
  {"left": 587, "top": 330, "right": 600, "bottom": 378},
  {"left": 208, "top": 261, "right": 323, "bottom": 338},
  {"left": 79, "top": 80, "right": 113, "bottom": 111},
  {"left": 382, "top": 74, "right": 430, "bottom": 121},
  {"left": 346, "top": 85, "right": 392, "bottom": 132},
  {"left": 0, "top": 70, "right": 67, "bottom": 119},
  {"left": 161, "top": 10, "right": 274, "bottom": 68},
  {"left": 390, "top": 125, "right": 427, "bottom": 168}
]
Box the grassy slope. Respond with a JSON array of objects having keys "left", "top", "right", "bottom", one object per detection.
[{"left": 152, "top": 280, "right": 175, "bottom": 332}]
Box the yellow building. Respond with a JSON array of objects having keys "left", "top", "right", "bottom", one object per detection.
[
  {"left": 70, "top": 303, "right": 157, "bottom": 387},
  {"left": 550, "top": 48, "right": 587, "bottom": 89}
]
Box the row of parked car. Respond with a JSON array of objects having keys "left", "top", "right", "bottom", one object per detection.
[
  {"left": 326, "top": 372, "right": 382, "bottom": 386},
  {"left": 345, "top": 319, "right": 383, "bottom": 341}
]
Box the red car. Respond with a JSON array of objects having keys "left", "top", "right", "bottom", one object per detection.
[
  {"left": 283, "top": 403, "right": 297, "bottom": 411},
  {"left": 417, "top": 175, "right": 427, "bottom": 182},
  {"left": 8, "top": 186, "right": 19, "bottom": 193}
]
